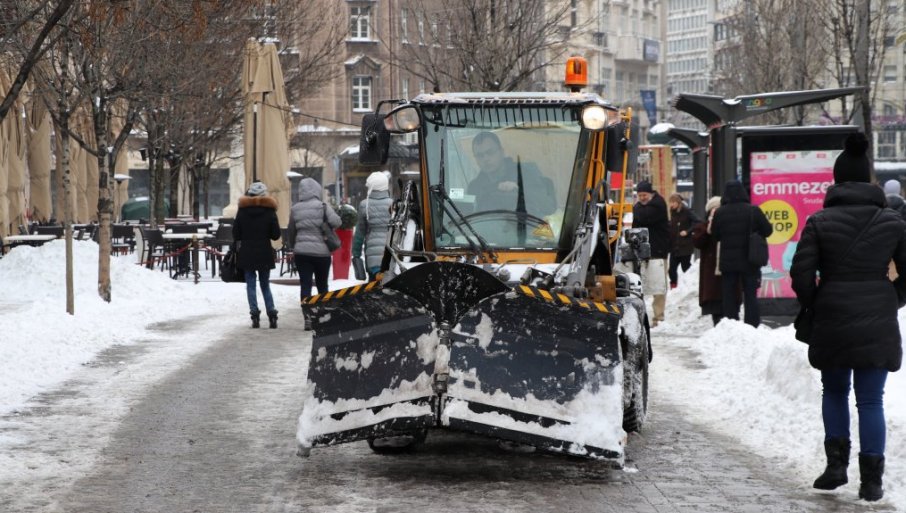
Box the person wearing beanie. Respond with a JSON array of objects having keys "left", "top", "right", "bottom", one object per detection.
[
  {"left": 352, "top": 171, "right": 393, "bottom": 280},
  {"left": 883, "top": 179, "right": 906, "bottom": 222},
  {"left": 287, "top": 178, "right": 341, "bottom": 329},
  {"left": 833, "top": 132, "right": 872, "bottom": 184},
  {"left": 692, "top": 195, "right": 733, "bottom": 325},
  {"left": 631, "top": 180, "right": 670, "bottom": 326},
  {"left": 790, "top": 131, "right": 906, "bottom": 501},
  {"left": 709, "top": 180, "right": 773, "bottom": 327},
  {"left": 233, "top": 181, "right": 281, "bottom": 328}
]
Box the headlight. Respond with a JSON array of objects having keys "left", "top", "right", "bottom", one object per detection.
[
  {"left": 581, "top": 105, "right": 620, "bottom": 131},
  {"left": 384, "top": 106, "right": 420, "bottom": 133}
]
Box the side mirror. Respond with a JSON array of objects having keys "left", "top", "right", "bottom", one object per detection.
[
  {"left": 359, "top": 113, "right": 391, "bottom": 166},
  {"left": 605, "top": 122, "right": 625, "bottom": 173}
]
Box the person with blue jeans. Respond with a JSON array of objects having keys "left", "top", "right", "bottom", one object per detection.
[
  {"left": 233, "top": 181, "right": 281, "bottom": 328},
  {"left": 791, "top": 132, "right": 906, "bottom": 502}
]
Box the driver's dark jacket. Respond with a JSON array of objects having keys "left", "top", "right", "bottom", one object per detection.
[
  {"left": 790, "top": 182, "right": 906, "bottom": 371},
  {"left": 467, "top": 158, "right": 556, "bottom": 217}
]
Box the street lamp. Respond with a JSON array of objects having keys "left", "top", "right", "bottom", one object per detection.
[{"left": 113, "top": 174, "right": 131, "bottom": 222}]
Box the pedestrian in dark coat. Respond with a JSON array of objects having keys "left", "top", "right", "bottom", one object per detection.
[
  {"left": 692, "top": 196, "right": 725, "bottom": 324},
  {"left": 632, "top": 180, "right": 670, "bottom": 325},
  {"left": 709, "top": 180, "right": 772, "bottom": 327},
  {"left": 287, "top": 177, "right": 342, "bottom": 309},
  {"left": 790, "top": 132, "right": 906, "bottom": 501},
  {"left": 233, "top": 181, "right": 281, "bottom": 329},
  {"left": 667, "top": 193, "right": 699, "bottom": 288}
]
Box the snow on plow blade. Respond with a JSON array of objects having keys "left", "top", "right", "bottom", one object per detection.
[
  {"left": 442, "top": 285, "right": 625, "bottom": 462},
  {"left": 297, "top": 262, "right": 625, "bottom": 463},
  {"left": 297, "top": 283, "right": 437, "bottom": 448}
]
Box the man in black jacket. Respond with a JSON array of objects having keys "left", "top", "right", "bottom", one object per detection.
[
  {"left": 633, "top": 180, "right": 670, "bottom": 326},
  {"left": 710, "top": 180, "right": 773, "bottom": 327}
]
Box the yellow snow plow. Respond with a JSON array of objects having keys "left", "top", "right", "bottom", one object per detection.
[{"left": 298, "top": 58, "right": 651, "bottom": 466}]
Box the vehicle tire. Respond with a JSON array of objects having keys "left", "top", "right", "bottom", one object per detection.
[
  {"left": 367, "top": 429, "right": 427, "bottom": 454},
  {"left": 622, "top": 328, "right": 649, "bottom": 433}
]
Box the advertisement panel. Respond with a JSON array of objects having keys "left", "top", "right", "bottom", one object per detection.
[{"left": 749, "top": 150, "right": 839, "bottom": 298}]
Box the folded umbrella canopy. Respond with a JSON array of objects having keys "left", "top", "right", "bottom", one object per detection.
[{"left": 242, "top": 39, "right": 292, "bottom": 228}]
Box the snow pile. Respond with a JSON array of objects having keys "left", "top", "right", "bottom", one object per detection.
[{"left": 0, "top": 240, "right": 249, "bottom": 413}]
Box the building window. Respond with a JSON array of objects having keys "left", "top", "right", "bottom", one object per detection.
[
  {"left": 418, "top": 18, "right": 425, "bottom": 45},
  {"left": 350, "top": 6, "right": 371, "bottom": 40},
  {"left": 877, "top": 130, "right": 896, "bottom": 159},
  {"left": 402, "top": 78, "right": 409, "bottom": 100},
  {"left": 352, "top": 76, "right": 372, "bottom": 111},
  {"left": 884, "top": 65, "right": 897, "bottom": 82},
  {"left": 571, "top": 0, "right": 578, "bottom": 27},
  {"left": 401, "top": 9, "right": 408, "bottom": 43}
]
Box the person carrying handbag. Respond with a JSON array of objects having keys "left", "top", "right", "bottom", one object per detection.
[
  {"left": 709, "top": 180, "right": 773, "bottom": 327},
  {"left": 287, "top": 177, "right": 341, "bottom": 329},
  {"left": 233, "top": 181, "right": 282, "bottom": 328},
  {"left": 790, "top": 133, "right": 906, "bottom": 502}
]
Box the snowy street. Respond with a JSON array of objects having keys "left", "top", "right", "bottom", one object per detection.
[{"left": 0, "top": 241, "right": 904, "bottom": 511}]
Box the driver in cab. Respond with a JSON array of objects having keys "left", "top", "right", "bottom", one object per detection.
[{"left": 466, "top": 132, "right": 556, "bottom": 217}]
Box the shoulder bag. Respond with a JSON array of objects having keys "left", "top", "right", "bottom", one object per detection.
[
  {"left": 321, "top": 204, "right": 342, "bottom": 252},
  {"left": 747, "top": 207, "right": 769, "bottom": 268},
  {"left": 220, "top": 241, "right": 245, "bottom": 283}
]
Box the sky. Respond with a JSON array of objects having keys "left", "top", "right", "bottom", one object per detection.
[{"left": 0, "top": 240, "right": 902, "bottom": 509}]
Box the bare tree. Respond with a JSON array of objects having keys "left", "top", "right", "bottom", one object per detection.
[
  {"left": 815, "top": 0, "right": 894, "bottom": 143},
  {"left": 0, "top": 0, "right": 74, "bottom": 122},
  {"left": 716, "top": 0, "right": 829, "bottom": 125},
  {"left": 392, "top": 0, "right": 573, "bottom": 92}
]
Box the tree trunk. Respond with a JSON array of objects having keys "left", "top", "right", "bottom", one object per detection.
[
  {"left": 94, "top": 97, "right": 113, "bottom": 302},
  {"left": 168, "top": 156, "right": 181, "bottom": 218}
]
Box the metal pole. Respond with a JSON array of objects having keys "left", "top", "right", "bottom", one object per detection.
[
  {"left": 692, "top": 148, "right": 708, "bottom": 219},
  {"left": 252, "top": 102, "right": 258, "bottom": 183}
]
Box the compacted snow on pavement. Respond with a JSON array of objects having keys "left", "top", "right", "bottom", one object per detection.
[{"left": 0, "top": 240, "right": 903, "bottom": 510}]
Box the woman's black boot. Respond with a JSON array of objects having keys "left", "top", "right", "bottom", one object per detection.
[
  {"left": 250, "top": 312, "right": 260, "bottom": 329},
  {"left": 268, "top": 310, "right": 278, "bottom": 329},
  {"left": 858, "top": 454, "right": 885, "bottom": 501},
  {"left": 813, "top": 437, "right": 850, "bottom": 490}
]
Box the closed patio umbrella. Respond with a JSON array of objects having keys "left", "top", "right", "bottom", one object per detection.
[
  {"left": 27, "top": 102, "right": 52, "bottom": 223},
  {"left": 243, "top": 39, "right": 292, "bottom": 227}
]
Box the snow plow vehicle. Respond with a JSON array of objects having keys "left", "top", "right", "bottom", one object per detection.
[{"left": 297, "top": 58, "right": 651, "bottom": 466}]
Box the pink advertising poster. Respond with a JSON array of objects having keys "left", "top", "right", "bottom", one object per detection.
[{"left": 749, "top": 150, "right": 839, "bottom": 298}]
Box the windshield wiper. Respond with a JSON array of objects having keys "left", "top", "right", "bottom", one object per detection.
[
  {"left": 429, "top": 137, "right": 497, "bottom": 263},
  {"left": 516, "top": 156, "right": 526, "bottom": 246}
]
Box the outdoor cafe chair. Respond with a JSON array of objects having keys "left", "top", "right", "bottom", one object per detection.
[
  {"left": 278, "top": 227, "right": 296, "bottom": 277},
  {"left": 111, "top": 224, "right": 136, "bottom": 255},
  {"left": 34, "top": 225, "right": 64, "bottom": 238}
]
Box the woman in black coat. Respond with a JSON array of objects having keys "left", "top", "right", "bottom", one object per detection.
[
  {"left": 233, "top": 181, "right": 281, "bottom": 329},
  {"left": 709, "top": 180, "right": 772, "bottom": 327},
  {"left": 790, "top": 133, "right": 906, "bottom": 501}
]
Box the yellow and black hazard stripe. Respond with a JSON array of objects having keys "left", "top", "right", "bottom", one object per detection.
[
  {"left": 515, "top": 285, "right": 621, "bottom": 315},
  {"left": 301, "top": 280, "right": 382, "bottom": 306}
]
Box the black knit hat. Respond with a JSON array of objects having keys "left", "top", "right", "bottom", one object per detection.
[
  {"left": 833, "top": 133, "right": 871, "bottom": 184},
  {"left": 637, "top": 180, "right": 653, "bottom": 193}
]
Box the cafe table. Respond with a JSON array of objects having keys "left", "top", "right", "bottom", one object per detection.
[
  {"left": 162, "top": 232, "right": 213, "bottom": 284},
  {"left": 4, "top": 234, "right": 57, "bottom": 248}
]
